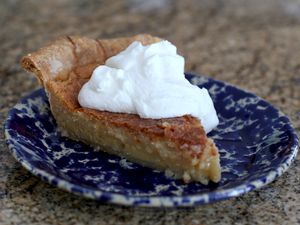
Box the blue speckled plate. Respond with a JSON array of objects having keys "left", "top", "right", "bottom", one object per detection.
[{"left": 4, "top": 74, "right": 298, "bottom": 207}]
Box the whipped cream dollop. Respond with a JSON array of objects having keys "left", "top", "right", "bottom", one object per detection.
[{"left": 78, "top": 40, "right": 219, "bottom": 133}]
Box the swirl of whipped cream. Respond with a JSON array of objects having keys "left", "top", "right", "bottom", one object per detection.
[{"left": 78, "top": 40, "right": 219, "bottom": 133}]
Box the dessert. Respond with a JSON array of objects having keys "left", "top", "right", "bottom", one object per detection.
[{"left": 21, "top": 34, "right": 221, "bottom": 184}]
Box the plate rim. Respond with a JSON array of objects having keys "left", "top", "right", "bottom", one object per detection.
[{"left": 4, "top": 74, "right": 299, "bottom": 207}]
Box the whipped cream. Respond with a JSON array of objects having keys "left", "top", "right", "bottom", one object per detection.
[{"left": 78, "top": 40, "right": 219, "bottom": 133}]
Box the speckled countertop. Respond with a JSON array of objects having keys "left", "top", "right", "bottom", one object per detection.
[{"left": 0, "top": 0, "right": 299, "bottom": 224}]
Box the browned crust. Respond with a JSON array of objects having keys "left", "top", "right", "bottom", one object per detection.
[{"left": 21, "top": 34, "right": 218, "bottom": 157}]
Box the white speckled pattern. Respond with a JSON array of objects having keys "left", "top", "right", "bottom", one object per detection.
[{"left": 4, "top": 74, "right": 298, "bottom": 207}]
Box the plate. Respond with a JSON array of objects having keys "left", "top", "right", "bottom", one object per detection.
[{"left": 4, "top": 74, "right": 298, "bottom": 207}]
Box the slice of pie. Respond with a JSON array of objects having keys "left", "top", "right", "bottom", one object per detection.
[{"left": 21, "top": 34, "right": 221, "bottom": 184}]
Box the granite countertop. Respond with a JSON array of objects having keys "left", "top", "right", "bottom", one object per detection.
[{"left": 0, "top": 0, "right": 299, "bottom": 224}]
